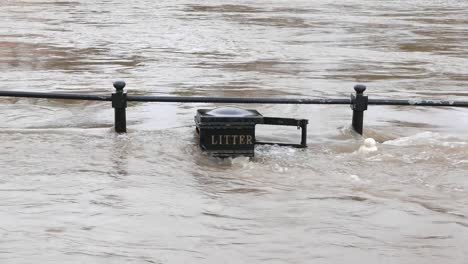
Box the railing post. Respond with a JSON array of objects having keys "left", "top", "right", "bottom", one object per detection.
[
  {"left": 350, "top": 84, "right": 368, "bottom": 135},
  {"left": 112, "top": 80, "right": 127, "bottom": 133}
]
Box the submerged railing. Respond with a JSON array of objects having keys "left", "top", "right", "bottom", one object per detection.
[{"left": 0, "top": 80, "right": 467, "bottom": 135}]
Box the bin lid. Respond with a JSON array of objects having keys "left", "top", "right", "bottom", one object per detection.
[
  {"left": 195, "top": 107, "right": 263, "bottom": 124},
  {"left": 206, "top": 107, "right": 258, "bottom": 117}
]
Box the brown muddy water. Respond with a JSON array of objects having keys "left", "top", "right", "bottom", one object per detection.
[{"left": 1, "top": 0, "right": 468, "bottom": 263}]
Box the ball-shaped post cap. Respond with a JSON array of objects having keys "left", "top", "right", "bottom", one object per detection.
[
  {"left": 113, "top": 80, "right": 126, "bottom": 92},
  {"left": 354, "top": 84, "right": 366, "bottom": 94}
]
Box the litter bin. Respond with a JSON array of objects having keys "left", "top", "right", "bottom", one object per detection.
[{"left": 195, "top": 107, "right": 308, "bottom": 157}]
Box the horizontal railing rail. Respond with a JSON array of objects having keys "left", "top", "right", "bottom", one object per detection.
[
  {"left": 368, "top": 99, "right": 468, "bottom": 107},
  {"left": 0, "top": 81, "right": 467, "bottom": 135},
  {"left": 2, "top": 91, "right": 467, "bottom": 107},
  {"left": 126, "top": 96, "right": 351, "bottom": 104},
  {"left": 0, "top": 91, "right": 111, "bottom": 101}
]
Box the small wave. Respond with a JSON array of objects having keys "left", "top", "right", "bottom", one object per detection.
[{"left": 383, "top": 131, "right": 467, "bottom": 147}]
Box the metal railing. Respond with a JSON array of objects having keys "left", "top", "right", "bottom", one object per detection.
[{"left": 0, "top": 81, "right": 467, "bottom": 135}]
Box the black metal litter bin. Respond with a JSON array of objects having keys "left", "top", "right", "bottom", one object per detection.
[{"left": 195, "top": 107, "right": 308, "bottom": 157}]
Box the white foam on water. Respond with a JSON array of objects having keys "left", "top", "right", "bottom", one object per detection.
[
  {"left": 272, "top": 163, "right": 289, "bottom": 173},
  {"left": 347, "top": 174, "right": 372, "bottom": 185},
  {"left": 230, "top": 156, "right": 252, "bottom": 168},
  {"left": 383, "top": 131, "right": 435, "bottom": 146},
  {"left": 208, "top": 156, "right": 253, "bottom": 169},
  {"left": 349, "top": 174, "right": 361, "bottom": 182},
  {"left": 255, "top": 145, "right": 298, "bottom": 160},
  {"left": 383, "top": 131, "right": 468, "bottom": 147}
]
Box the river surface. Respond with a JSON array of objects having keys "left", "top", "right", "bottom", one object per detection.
[{"left": 1, "top": 0, "right": 468, "bottom": 263}]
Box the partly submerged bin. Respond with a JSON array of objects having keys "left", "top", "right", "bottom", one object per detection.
[{"left": 195, "top": 107, "right": 308, "bottom": 157}]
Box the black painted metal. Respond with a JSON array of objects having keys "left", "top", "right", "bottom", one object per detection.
[
  {"left": 350, "top": 84, "right": 369, "bottom": 135},
  {"left": 258, "top": 117, "right": 308, "bottom": 148},
  {"left": 301, "top": 120, "right": 307, "bottom": 146},
  {"left": 195, "top": 107, "right": 309, "bottom": 157},
  {"left": 0, "top": 91, "right": 110, "bottom": 101},
  {"left": 2, "top": 88, "right": 468, "bottom": 108},
  {"left": 111, "top": 81, "right": 127, "bottom": 133},
  {"left": 126, "top": 95, "right": 351, "bottom": 104},
  {"left": 368, "top": 99, "right": 468, "bottom": 107},
  {"left": 195, "top": 108, "right": 261, "bottom": 157},
  {"left": 1, "top": 80, "right": 468, "bottom": 137}
]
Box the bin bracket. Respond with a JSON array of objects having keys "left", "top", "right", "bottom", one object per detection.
[{"left": 255, "top": 117, "right": 308, "bottom": 148}]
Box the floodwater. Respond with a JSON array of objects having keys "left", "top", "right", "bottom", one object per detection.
[{"left": 1, "top": 0, "right": 468, "bottom": 263}]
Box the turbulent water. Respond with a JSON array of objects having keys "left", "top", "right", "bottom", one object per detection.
[{"left": 1, "top": 0, "right": 468, "bottom": 263}]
